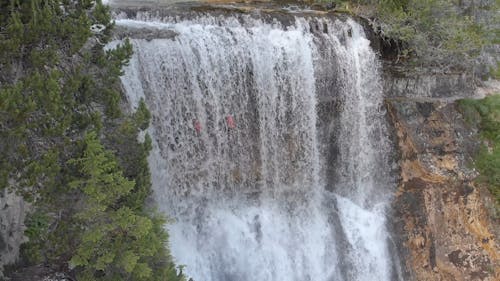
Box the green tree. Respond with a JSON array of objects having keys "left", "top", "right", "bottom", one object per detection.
[
  {"left": 68, "top": 132, "right": 183, "bottom": 281},
  {"left": 1, "top": 1, "right": 187, "bottom": 280}
]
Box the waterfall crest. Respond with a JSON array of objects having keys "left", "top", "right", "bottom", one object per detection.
[{"left": 118, "top": 13, "right": 400, "bottom": 281}]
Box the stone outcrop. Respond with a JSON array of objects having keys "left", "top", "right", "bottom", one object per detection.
[
  {"left": 387, "top": 99, "right": 499, "bottom": 281},
  {"left": 382, "top": 64, "right": 477, "bottom": 100},
  {"left": 0, "top": 190, "right": 28, "bottom": 279}
]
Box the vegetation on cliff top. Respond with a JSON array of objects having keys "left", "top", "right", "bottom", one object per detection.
[
  {"left": 459, "top": 94, "right": 500, "bottom": 216},
  {"left": 0, "top": 0, "right": 184, "bottom": 280},
  {"left": 323, "top": 0, "right": 498, "bottom": 72}
]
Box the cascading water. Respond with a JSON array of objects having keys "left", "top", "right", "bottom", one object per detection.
[{"left": 116, "top": 10, "right": 401, "bottom": 281}]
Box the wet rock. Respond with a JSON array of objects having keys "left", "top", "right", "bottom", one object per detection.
[{"left": 113, "top": 25, "right": 178, "bottom": 41}]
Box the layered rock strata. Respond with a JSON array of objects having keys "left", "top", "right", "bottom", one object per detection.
[{"left": 387, "top": 99, "right": 499, "bottom": 281}]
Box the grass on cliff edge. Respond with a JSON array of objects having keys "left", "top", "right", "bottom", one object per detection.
[{"left": 458, "top": 94, "right": 500, "bottom": 214}]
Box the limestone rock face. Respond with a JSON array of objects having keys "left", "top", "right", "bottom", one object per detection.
[
  {"left": 383, "top": 65, "right": 477, "bottom": 100},
  {"left": 387, "top": 99, "right": 499, "bottom": 281},
  {"left": 0, "top": 189, "right": 28, "bottom": 277}
]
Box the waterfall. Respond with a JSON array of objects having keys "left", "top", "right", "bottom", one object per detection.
[{"left": 117, "top": 12, "right": 400, "bottom": 281}]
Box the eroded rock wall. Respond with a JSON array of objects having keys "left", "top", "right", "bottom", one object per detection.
[{"left": 387, "top": 99, "right": 499, "bottom": 281}]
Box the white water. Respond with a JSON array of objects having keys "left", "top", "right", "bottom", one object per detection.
[{"left": 118, "top": 13, "right": 400, "bottom": 281}]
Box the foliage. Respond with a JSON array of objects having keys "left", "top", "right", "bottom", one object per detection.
[
  {"left": 0, "top": 0, "right": 131, "bottom": 192},
  {"left": 458, "top": 94, "right": 500, "bottom": 213},
  {"left": 20, "top": 212, "right": 50, "bottom": 264},
  {"left": 0, "top": 1, "right": 185, "bottom": 280},
  {"left": 335, "top": 0, "right": 494, "bottom": 70},
  {"left": 491, "top": 61, "right": 500, "bottom": 80},
  {"left": 68, "top": 132, "right": 184, "bottom": 281}
]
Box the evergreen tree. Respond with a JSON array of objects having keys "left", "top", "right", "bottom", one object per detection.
[
  {"left": 68, "top": 132, "right": 183, "bottom": 281},
  {"left": 1, "top": 1, "right": 186, "bottom": 280}
]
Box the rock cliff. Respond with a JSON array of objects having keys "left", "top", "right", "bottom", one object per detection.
[{"left": 386, "top": 96, "right": 499, "bottom": 281}]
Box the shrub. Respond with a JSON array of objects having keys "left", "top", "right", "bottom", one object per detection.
[
  {"left": 458, "top": 95, "right": 500, "bottom": 213},
  {"left": 339, "top": 0, "right": 492, "bottom": 70}
]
